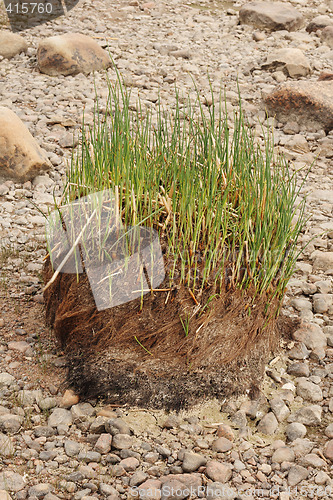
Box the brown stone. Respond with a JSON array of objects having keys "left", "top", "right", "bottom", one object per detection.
[
  {"left": 60, "top": 389, "right": 80, "bottom": 409},
  {"left": 205, "top": 460, "right": 232, "bottom": 483},
  {"left": 239, "top": 2, "right": 304, "bottom": 32},
  {"left": 323, "top": 440, "right": 333, "bottom": 461},
  {"left": 0, "top": 107, "right": 51, "bottom": 182},
  {"left": 0, "top": 31, "right": 28, "bottom": 59},
  {"left": 321, "top": 26, "right": 333, "bottom": 49},
  {"left": 216, "top": 424, "right": 235, "bottom": 441},
  {"left": 37, "top": 33, "right": 111, "bottom": 76},
  {"left": 306, "top": 15, "right": 333, "bottom": 33},
  {"left": 211, "top": 437, "right": 233, "bottom": 452},
  {"left": 265, "top": 81, "right": 333, "bottom": 132}
]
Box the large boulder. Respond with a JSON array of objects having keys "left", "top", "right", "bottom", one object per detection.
[
  {"left": 37, "top": 33, "right": 112, "bottom": 76},
  {"left": 0, "top": 107, "right": 51, "bottom": 182},
  {"left": 239, "top": 2, "right": 304, "bottom": 32},
  {"left": 264, "top": 81, "right": 333, "bottom": 131},
  {"left": 0, "top": 31, "right": 28, "bottom": 59},
  {"left": 262, "top": 48, "right": 310, "bottom": 78}
]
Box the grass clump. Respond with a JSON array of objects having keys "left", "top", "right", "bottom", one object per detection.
[{"left": 63, "top": 72, "right": 306, "bottom": 312}]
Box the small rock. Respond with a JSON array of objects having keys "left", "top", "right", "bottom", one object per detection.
[
  {"left": 0, "top": 433, "right": 14, "bottom": 457},
  {"left": 112, "top": 434, "right": 133, "bottom": 450},
  {"left": 211, "top": 437, "right": 233, "bottom": 453},
  {"left": 323, "top": 440, "right": 333, "bottom": 461},
  {"left": 292, "top": 323, "right": 327, "bottom": 351},
  {"left": 257, "top": 412, "right": 278, "bottom": 434},
  {"left": 119, "top": 457, "right": 140, "bottom": 471},
  {"left": 271, "top": 446, "right": 295, "bottom": 463},
  {"left": 289, "top": 405, "right": 322, "bottom": 426},
  {"left": 321, "top": 26, "right": 333, "bottom": 49},
  {"left": 95, "top": 433, "right": 112, "bottom": 454},
  {"left": 48, "top": 408, "right": 73, "bottom": 427},
  {"left": 270, "top": 397, "right": 290, "bottom": 422},
  {"left": 306, "top": 15, "right": 333, "bottom": 33},
  {"left": 60, "top": 389, "right": 79, "bottom": 408},
  {"left": 286, "top": 423, "right": 307, "bottom": 442},
  {"left": 296, "top": 379, "right": 323, "bottom": 402},
  {"left": 182, "top": 452, "right": 206, "bottom": 472},
  {"left": 28, "top": 484, "right": 53, "bottom": 498},
  {"left": 287, "top": 363, "right": 310, "bottom": 377},
  {"left": 216, "top": 424, "right": 234, "bottom": 441},
  {"left": 0, "top": 31, "right": 28, "bottom": 59},
  {"left": 287, "top": 465, "right": 309, "bottom": 486},
  {"left": 205, "top": 460, "right": 232, "bottom": 483},
  {"left": 0, "top": 472, "right": 24, "bottom": 492},
  {"left": 300, "top": 453, "right": 326, "bottom": 468}
]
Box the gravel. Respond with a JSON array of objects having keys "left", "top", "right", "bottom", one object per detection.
[{"left": 1, "top": 0, "right": 333, "bottom": 498}]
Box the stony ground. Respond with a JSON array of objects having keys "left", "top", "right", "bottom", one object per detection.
[{"left": 1, "top": 0, "right": 333, "bottom": 499}]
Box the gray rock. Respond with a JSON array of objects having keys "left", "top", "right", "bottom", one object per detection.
[
  {"left": 292, "top": 323, "right": 327, "bottom": 351},
  {"left": 287, "top": 362, "right": 310, "bottom": 377},
  {"left": 257, "top": 412, "right": 278, "bottom": 434},
  {"left": 325, "top": 423, "right": 333, "bottom": 438},
  {"left": 300, "top": 453, "right": 326, "bottom": 468},
  {"left": 211, "top": 437, "right": 233, "bottom": 453},
  {"left": 291, "top": 438, "right": 315, "bottom": 458},
  {"left": 0, "top": 108, "right": 51, "bottom": 182},
  {"left": 112, "top": 433, "right": 133, "bottom": 450},
  {"left": 312, "top": 251, "right": 333, "bottom": 272},
  {"left": 290, "top": 405, "right": 322, "bottom": 426},
  {"left": 182, "top": 452, "right": 206, "bottom": 472},
  {"left": 64, "top": 440, "right": 81, "bottom": 457},
  {"left": 129, "top": 471, "right": 148, "bottom": 487},
  {"left": 239, "top": 2, "right": 304, "bottom": 31},
  {"left": 71, "top": 403, "right": 95, "bottom": 424},
  {"left": 34, "top": 426, "right": 55, "bottom": 438},
  {"left": 287, "top": 465, "right": 309, "bottom": 486},
  {"left": 48, "top": 408, "right": 73, "bottom": 427},
  {"left": 271, "top": 446, "right": 295, "bottom": 463},
  {"left": 0, "top": 472, "right": 25, "bottom": 492},
  {"left": 162, "top": 415, "right": 179, "bottom": 429},
  {"left": 296, "top": 379, "right": 323, "bottom": 402},
  {"left": 0, "top": 414, "right": 23, "bottom": 433},
  {"left": 265, "top": 83, "right": 333, "bottom": 133},
  {"left": 306, "top": 15, "right": 333, "bottom": 33},
  {"left": 0, "top": 373, "right": 15, "bottom": 386},
  {"left": 0, "top": 32, "right": 28, "bottom": 59},
  {"left": 78, "top": 451, "right": 101, "bottom": 463},
  {"left": 38, "top": 397, "right": 57, "bottom": 411},
  {"left": 28, "top": 484, "right": 54, "bottom": 498},
  {"left": 321, "top": 26, "right": 333, "bottom": 49},
  {"left": 0, "top": 433, "right": 14, "bottom": 457},
  {"left": 99, "top": 484, "right": 118, "bottom": 496},
  {"left": 286, "top": 423, "right": 307, "bottom": 441},
  {"left": 17, "top": 390, "right": 42, "bottom": 406},
  {"left": 270, "top": 397, "right": 290, "bottom": 422},
  {"left": 105, "top": 418, "right": 131, "bottom": 436},
  {"left": 37, "top": 34, "right": 111, "bottom": 76},
  {"left": 90, "top": 416, "right": 109, "bottom": 434}
]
